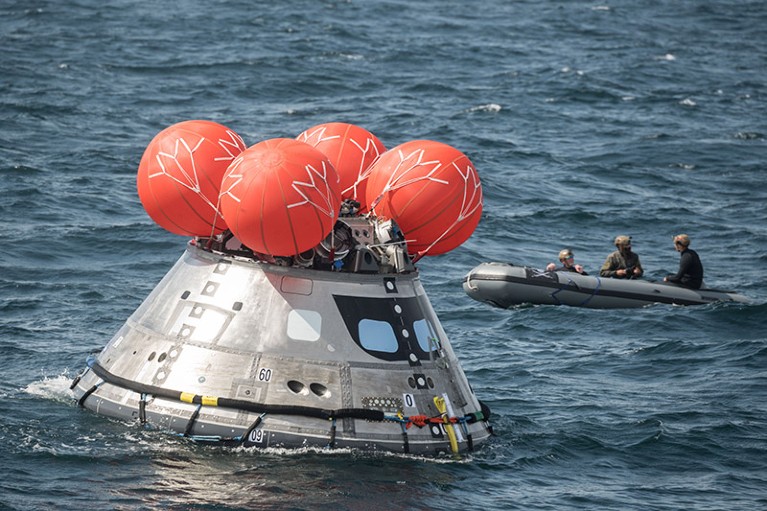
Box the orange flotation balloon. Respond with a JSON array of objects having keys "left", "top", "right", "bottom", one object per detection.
[
  {"left": 365, "top": 140, "right": 483, "bottom": 258},
  {"left": 297, "top": 122, "right": 386, "bottom": 212},
  {"left": 219, "top": 138, "right": 342, "bottom": 257},
  {"left": 137, "top": 120, "right": 246, "bottom": 236}
]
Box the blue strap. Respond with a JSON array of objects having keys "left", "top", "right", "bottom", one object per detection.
[
  {"left": 550, "top": 275, "right": 601, "bottom": 306},
  {"left": 578, "top": 277, "right": 601, "bottom": 306}
]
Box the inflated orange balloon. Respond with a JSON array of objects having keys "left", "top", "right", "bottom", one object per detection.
[
  {"left": 366, "top": 140, "right": 483, "bottom": 258},
  {"left": 219, "top": 138, "right": 341, "bottom": 256},
  {"left": 137, "top": 120, "right": 246, "bottom": 236},
  {"left": 297, "top": 122, "right": 385, "bottom": 212}
]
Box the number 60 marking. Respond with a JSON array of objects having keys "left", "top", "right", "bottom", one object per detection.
[{"left": 258, "top": 367, "right": 273, "bottom": 382}]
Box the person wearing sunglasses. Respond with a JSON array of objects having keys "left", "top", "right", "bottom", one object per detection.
[
  {"left": 600, "top": 235, "right": 643, "bottom": 279},
  {"left": 663, "top": 234, "right": 703, "bottom": 289},
  {"left": 546, "top": 248, "right": 588, "bottom": 275}
]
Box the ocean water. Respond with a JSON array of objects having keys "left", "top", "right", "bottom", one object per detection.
[{"left": 2, "top": 0, "right": 766, "bottom": 509}]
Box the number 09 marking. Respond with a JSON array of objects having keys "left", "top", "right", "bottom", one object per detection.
[{"left": 248, "top": 429, "right": 265, "bottom": 444}]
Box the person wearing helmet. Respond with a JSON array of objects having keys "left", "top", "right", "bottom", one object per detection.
[
  {"left": 545, "top": 248, "right": 588, "bottom": 275},
  {"left": 663, "top": 234, "right": 703, "bottom": 289},
  {"left": 599, "top": 235, "right": 643, "bottom": 278}
]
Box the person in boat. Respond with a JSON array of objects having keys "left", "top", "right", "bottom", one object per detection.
[
  {"left": 545, "top": 248, "right": 588, "bottom": 275},
  {"left": 600, "top": 235, "right": 643, "bottom": 279},
  {"left": 663, "top": 233, "right": 703, "bottom": 289}
]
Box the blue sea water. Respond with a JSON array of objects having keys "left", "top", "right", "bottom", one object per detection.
[{"left": 1, "top": 0, "right": 766, "bottom": 509}]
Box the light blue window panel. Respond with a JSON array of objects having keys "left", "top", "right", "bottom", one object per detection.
[
  {"left": 414, "top": 319, "right": 438, "bottom": 352},
  {"left": 359, "top": 319, "right": 398, "bottom": 353}
]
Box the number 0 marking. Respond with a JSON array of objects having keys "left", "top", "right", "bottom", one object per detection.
[{"left": 403, "top": 393, "right": 415, "bottom": 408}]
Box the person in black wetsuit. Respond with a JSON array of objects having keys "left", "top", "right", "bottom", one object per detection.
[
  {"left": 664, "top": 234, "right": 704, "bottom": 289},
  {"left": 545, "top": 248, "right": 588, "bottom": 275}
]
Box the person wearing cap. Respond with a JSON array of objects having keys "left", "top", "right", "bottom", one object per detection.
[
  {"left": 600, "top": 235, "right": 643, "bottom": 278},
  {"left": 663, "top": 234, "right": 703, "bottom": 289},
  {"left": 545, "top": 248, "right": 588, "bottom": 275}
]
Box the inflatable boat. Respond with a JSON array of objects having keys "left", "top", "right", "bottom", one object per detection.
[
  {"left": 463, "top": 262, "right": 749, "bottom": 309},
  {"left": 71, "top": 217, "right": 492, "bottom": 456}
]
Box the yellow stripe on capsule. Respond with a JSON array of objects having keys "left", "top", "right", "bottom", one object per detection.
[
  {"left": 201, "top": 395, "right": 219, "bottom": 407},
  {"left": 180, "top": 392, "right": 196, "bottom": 404}
]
